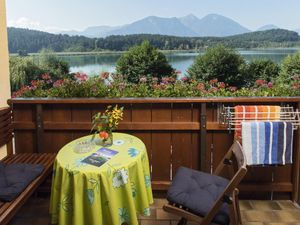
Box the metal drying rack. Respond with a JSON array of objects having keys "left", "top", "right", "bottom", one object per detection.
[{"left": 219, "top": 105, "right": 300, "bottom": 131}]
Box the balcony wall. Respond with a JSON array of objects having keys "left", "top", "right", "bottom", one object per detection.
[{"left": 8, "top": 97, "right": 300, "bottom": 202}]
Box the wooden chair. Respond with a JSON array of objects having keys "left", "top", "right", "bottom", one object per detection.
[
  {"left": 163, "top": 141, "right": 247, "bottom": 225},
  {"left": 0, "top": 107, "right": 56, "bottom": 225}
]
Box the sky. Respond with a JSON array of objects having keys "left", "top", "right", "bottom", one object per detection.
[{"left": 6, "top": 0, "right": 300, "bottom": 33}]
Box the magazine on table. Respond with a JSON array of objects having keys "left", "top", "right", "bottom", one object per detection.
[{"left": 82, "top": 147, "right": 119, "bottom": 167}]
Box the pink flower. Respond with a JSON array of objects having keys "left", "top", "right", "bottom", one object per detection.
[
  {"left": 53, "top": 79, "right": 64, "bottom": 87},
  {"left": 292, "top": 75, "right": 300, "bottom": 81},
  {"left": 30, "top": 80, "right": 38, "bottom": 88},
  {"left": 152, "top": 77, "right": 158, "bottom": 84},
  {"left": 180, "top": 76, "right": 188, "bottom": 82},
  {"left": 218, "top": 82, "right": 225, "bottom": 89},
  {"left": 292, "top": 83, "right": 300, "bottom": 89},
  {"left": 74, "top": 72, "right": 88, "bottom": 82},
  {"left": 255, "top": 79, "right": 266, "bottom": 86},
  {"left": 209, "top": 79, "right": 218, "bottom": 85},
  {"left": 208, "top": 87, "right": 218, "bottom": 93},
  {"left": 161, "top": 77, "right": 169, "bottom": 84},
  {"left": 228, "top": 86, "right": 237, "bottom": 92},
  {"left": 100, "top": 72, "right": 110, "bottom": 79},
  {"left": 267, "top": 82, "right": 273, "bottom": 88},
  {"left": 139, "top": 76, "right": 147, "bottom": 83},
  {"left": 196, "top": 83, "right": 205, "bottom": 91},
  {"left": 42, "top": 73, "right": 51, "bottom": 80}
]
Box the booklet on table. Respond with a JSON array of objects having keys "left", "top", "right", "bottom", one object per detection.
[{"left": 82, "top": 147, "right": 118, "bottom": 167}]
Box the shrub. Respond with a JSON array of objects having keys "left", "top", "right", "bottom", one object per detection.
[
  {"left": 116, "top": 41, "right": 174, "bottom": 83},
  {"left": 38, "top": 49, "right": 70, "bottom": 80},
  {"left": 187, "top": 45, "right": 246, "bottom": 87},
  {"left": 279, "top": 51, "right": 300, "bottom": 82},
  {"left": 9, "top": 56, "right": 44, "bottom": 91},
  {"left": 244, "top": 59, "right": 280, "bottom": 86}
]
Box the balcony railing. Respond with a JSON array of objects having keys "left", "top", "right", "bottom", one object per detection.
[{"left": 8, "top": 97, "right": 300, "bottom": 202}]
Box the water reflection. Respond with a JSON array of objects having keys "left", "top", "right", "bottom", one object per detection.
[{"left": 54, "top": 48, "right": 300, "bottom": 75}]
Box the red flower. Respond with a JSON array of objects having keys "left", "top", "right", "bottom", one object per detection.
[{"left": 99, "top": 131, "right": 109, "bottom": 139}]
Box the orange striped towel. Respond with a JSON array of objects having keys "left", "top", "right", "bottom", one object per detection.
[{"left": 234, "top": 105, "right": 281, "bottom": 140}]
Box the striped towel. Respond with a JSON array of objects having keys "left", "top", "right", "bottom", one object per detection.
[
  {"left": 242, "top": 121, "right": 293, "bottom": 165},
  {"left": 234, "top": 105, "right": 281, "bottom": 140}
]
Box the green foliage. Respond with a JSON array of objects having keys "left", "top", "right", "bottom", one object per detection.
[
  {"left": 37, "top": 49, "right": 70, "bottom": 80},
  {"left": 116, "top": 41, "right": 174, "bottom": 83},
  {"left": 243, "top": 59, "right": 280, "bottom": 86},
  {"left": 8, "top": 27, "right": 300, "bottom": 53},
  {"left": 279, "top": 51, "right": 300, "bottom": 82},
  {"left": 9, "top": 49, "right": 70, "bottom": 91},
  {"left": 187, "top": 45, "right": 246, "bottom": 86},
  {"left": 9, "top": 56, "right": 44, "bottom": 91}
]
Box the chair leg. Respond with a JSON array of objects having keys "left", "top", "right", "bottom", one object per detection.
[
  {"left": 177, "top": 217, "right": 187, "bottom": 225},
  {"left": 233, "top": 189, "right": 242, "bottom": 225}
]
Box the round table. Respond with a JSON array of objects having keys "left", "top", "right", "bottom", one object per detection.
[{"left": 50, "top": 133, "right": 153, "bottom": 225}]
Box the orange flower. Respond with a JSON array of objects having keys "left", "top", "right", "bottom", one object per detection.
[{"left": 99, "top": 131, "right": 109, "bottom": 139}]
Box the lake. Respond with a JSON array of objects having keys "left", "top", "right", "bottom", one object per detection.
[{"left": 57, "top": 48, "right": 300, "bottom": 75}]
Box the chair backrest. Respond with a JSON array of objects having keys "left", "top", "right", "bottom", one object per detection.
[
  {"left": 0, "top": 107, "right": 13, "bottom": 155},
  {"left": 204, "top": 141, "right": 247, "bottom": 225}
]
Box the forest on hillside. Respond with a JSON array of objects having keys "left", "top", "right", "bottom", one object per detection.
[{"left": 7, "top": 27, "right": 300, "bottom": 54}]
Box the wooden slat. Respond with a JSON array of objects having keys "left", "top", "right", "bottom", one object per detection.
[
  {"left": 239, "top": 182, "right": 293, "bottom": 192},
  {"left": 14, "top": 121, "right": 201, "bottom": 130}
]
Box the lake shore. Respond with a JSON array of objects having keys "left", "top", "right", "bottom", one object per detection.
[{"left": 10, "top": 47, "right": 300, "bottom": 57}]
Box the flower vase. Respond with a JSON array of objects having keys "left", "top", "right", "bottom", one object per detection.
[{"left": 98, "top": 133, "right": 113, "bottom": 147}]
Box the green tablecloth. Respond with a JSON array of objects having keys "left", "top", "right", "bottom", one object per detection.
[{"left": 50, "top": 133, "right": 153, "bottom": 225}]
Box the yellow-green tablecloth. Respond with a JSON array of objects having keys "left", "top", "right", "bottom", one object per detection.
[{"left": 50, "top": 133, "right": 153, "bottom": 225}]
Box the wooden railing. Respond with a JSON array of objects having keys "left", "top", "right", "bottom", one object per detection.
[{"left": 8, "top": 97, "right": 300, "bottom": 202}]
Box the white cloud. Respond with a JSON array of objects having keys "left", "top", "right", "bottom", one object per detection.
[{"left": 7, "top": 17, "right": 65, "bottom": 33}]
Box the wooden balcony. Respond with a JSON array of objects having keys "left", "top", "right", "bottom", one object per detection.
[{"left": 8, "top": 97, "right": 300, "bottom": 203}]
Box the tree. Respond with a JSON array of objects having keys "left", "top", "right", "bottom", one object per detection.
[
  {"left": 116, "top": 40, "right": 174, "bottom": 83},
  {"left": 279, "top": 51, "right": 300, "bottom": 82},
  {"left": 187, "top": 45, "right": 246, "bottom": 86},
  {"left": 244, "top": 59, "right": 280, "bottom": 85}
]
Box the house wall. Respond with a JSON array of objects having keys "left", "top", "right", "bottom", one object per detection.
[{"left": 0, "top": 0, "right": 11, "bottom": 159}]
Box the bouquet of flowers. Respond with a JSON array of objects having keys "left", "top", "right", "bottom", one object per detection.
[{"left": 91, "top": 105, "right": 124, "bottom": 146}]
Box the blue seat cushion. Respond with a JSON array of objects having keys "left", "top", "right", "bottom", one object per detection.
[
  {"left": 167, "top": 167, "right": 230, "bottom": 225},
  {"left": 0, "top": 162, "right": 44, "bottom": 202}
]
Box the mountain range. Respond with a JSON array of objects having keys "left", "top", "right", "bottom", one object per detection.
[{"left": 59, "top": 13, "right": 300, "bottom": 38}]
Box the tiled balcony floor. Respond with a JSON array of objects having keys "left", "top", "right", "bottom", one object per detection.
[{"left": 9, "top": 194, "right": 300, "bottom": 225}]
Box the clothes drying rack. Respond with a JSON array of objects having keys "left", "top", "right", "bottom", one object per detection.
[{"left": 219, "top": 105, "right": 300, "bottom": 131}]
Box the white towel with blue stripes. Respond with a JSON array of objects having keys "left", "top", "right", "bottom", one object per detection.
[{"left": 241, "top": 121, "right": 293, "bottom": 165}]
